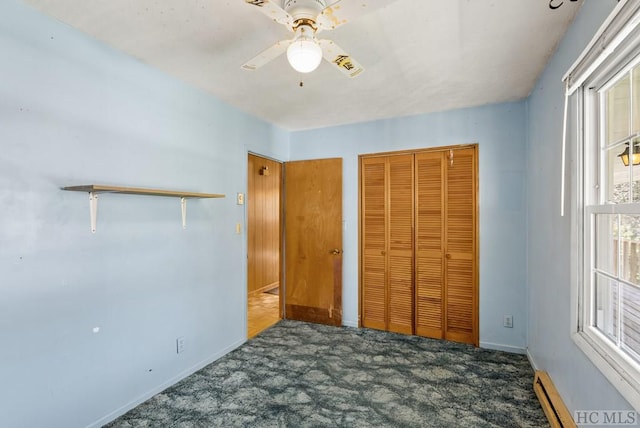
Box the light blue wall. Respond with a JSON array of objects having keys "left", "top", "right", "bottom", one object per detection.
[
  {"left": 290, "top": 101, "right": 528, "bottom": 353},
  {"left": 0, "top": 1, "right": 288, "bottom": 427},
  {"left": 3, "top": 0, "right": 633, "bottom": 425},
  {"left": 526, "top": 0, "right": 633, "bottom": 412}
]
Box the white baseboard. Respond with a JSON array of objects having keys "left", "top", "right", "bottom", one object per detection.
[
  {"left": 88, "top": 338, "right": 246, "bottom": 428},
  {"left": 526, "top": 349, "right": 539, "bottom": 370},
  {"left": 480, "top": 341, "right": 527, "bottom": 354},
  {"left": 342, "top": 319, "right": 358, "bottom": 328}
]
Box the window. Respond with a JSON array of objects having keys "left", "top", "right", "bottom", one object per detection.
[
  {"left": 568, "top": 2, "right": 640, "bottom": 410},
  {"left": 584, "top": 60, "right": 640, "bottom": 364}
]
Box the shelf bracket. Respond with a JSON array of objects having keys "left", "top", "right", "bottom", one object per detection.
[
  {"left": 89, "top": 192, "right": 98, "bottom": 233},
  {"left": 181, "top": 197, "right": 187, "bottom": 229}
]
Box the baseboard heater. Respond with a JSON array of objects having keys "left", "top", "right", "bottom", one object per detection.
[{"left": 533, "top": 371, "right": 576, "bottom": 428}]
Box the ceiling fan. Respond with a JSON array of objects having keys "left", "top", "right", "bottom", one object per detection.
[{"left": 241, "top": 0, "right": 391, "bottom": 78}]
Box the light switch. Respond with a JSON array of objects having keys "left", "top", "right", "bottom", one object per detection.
[
  {"left": 236, "top": 223, "right": 242, "bottom": 234},
  {"left": 237, "top": 193, "right": 244, "bottom": 205}
]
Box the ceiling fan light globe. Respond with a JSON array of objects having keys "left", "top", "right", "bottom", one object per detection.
[{"left": 287, "top": 38, "right": 322, "bottom": 73}]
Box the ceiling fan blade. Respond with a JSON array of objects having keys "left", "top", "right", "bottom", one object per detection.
[
  {"left": 317, "top": 0, "right": 389, "bottom": 31},
  {"left": 318, "top": 39, "right": 364, "bottom": 78},
  {"left": 241, "top": 40, "right": 291, "bottom": 71},
  {"left": 244, "top": 0, "right": 293, "bottom": 29}
]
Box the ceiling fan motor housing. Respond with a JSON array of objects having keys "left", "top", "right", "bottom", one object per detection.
[{"left": 284, "top": 0, "right": 327, "bottom": 23}]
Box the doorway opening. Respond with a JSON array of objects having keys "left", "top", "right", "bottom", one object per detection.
[{"left": 247, "top": 153, "right": 282, "bottom": 338}]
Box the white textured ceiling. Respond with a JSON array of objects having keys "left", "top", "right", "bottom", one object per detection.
[{"left": 22, "top": 0, "right": 582, "bottom": 131}]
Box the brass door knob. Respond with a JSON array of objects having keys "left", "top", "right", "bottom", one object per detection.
[{"left": 330, "top": 248, "right": 343, "bottom": 255}]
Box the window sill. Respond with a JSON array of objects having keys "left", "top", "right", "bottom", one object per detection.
[{"left": 572, "top": 330, "right": 640, "bottom": 410}]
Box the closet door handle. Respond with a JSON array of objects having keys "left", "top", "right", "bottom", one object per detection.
[
  {"left": 381, "top": 250, "right": 386, "bottom": 255},
  {"left": 446, "top": 253, "right": 452, "bottom": 259}
]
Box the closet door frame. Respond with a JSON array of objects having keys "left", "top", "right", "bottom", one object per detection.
[{"left": 358, "top": 144, "right": 479, "bottom": 346}]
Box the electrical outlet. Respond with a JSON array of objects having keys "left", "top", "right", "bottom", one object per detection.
[
  {"left": 176, "top": 337, "right": 185, "bottom": 354},
  {"left": 503, "top": 315, "right": 514, "bottom": 328}
]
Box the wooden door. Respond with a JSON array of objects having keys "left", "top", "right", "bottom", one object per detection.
[
  {"left": 360, "top": 155, "right": 414, "bottom": 334},
  {"left": 444, "top": 147, "right": 478, "bottom": 345},
  {"left": 415, "top": 151, "right": 445, "bottom": 339},
  {"left": 360, "top": 146, "right": 478, "bottom": 346},
  {"left": 284, "top": 158, "right": 343, "bottom": 326},
  {"left": 387, "top": 155, "right": 414, "bottom": 334},
  {"left": 361, "top": 157, "right": 387, "bottom": 330}
]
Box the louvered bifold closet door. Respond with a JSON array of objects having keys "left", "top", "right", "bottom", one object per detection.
[
  {"left": 361, "top": 146, "right": 477, "bottom": 345},
  {"left": 361, "top": 157, "right": 387, "bottom": 330},
  {"left": 444, "top": 147, "right": 477, "bottom": 345},
  {"left": 414, "top": 152, "right": 445, "bottom": 339},
  {"left": 387, "top": 155, "right": 414, "bottom": 334}
]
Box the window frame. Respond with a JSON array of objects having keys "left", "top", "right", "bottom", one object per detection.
[{"left": 571, "top": 4, "right": 640, "bottom": 409}]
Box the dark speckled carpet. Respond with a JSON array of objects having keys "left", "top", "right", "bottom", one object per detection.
[{"left": 105, "top": 320, "right": 548, "bottom": 427}]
